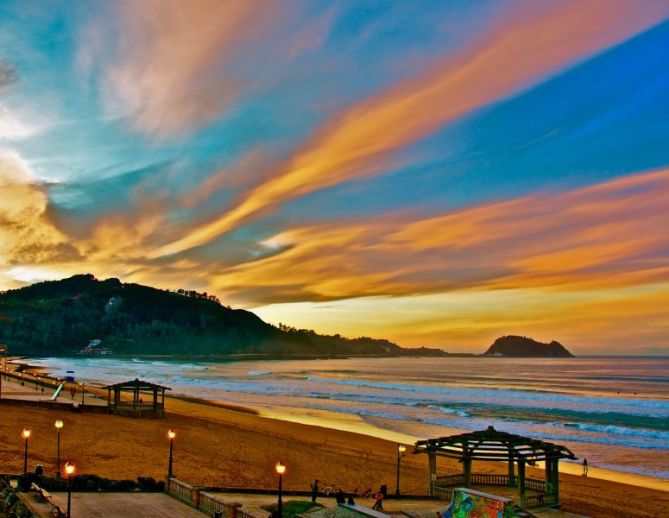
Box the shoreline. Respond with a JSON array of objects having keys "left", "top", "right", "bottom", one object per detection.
[
  {"left": 1, "top": 376, "right": 669, "bottom": 516},
  {"left": 7, "top": 356, "right": 669, "bottom": 494}
]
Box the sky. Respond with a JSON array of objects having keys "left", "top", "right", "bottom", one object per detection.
[{"left": 1, "top": 1, "right": 668, "bottom": 355}]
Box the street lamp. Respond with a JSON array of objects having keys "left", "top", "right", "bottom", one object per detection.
[
  {"left": 65, "top": 461, "right": 75, "bottom": 518},
  {"left": 167, "top": 429, "right": 176, "bottom": 478},
  {"left": 396, "top": 444, "right": 407, "bottom": 497},
  {"left": 55, "top": 419, "right": 64, "bottom": 478},
  {"left": 275, "top": 461, "right": 286, "bottom": 518},
  {"left": 21, "top": 428, "right": 31, "bottom": 475}
]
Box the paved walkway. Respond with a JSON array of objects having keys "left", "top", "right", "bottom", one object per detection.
[
  {"left": 208, "top": 493, "right": 444, "bottom": 518},
  {"left": 0, "top": 375, "right": 107, "bottom": 406},
  {"left": 46, "top": 492, "right": 205, "bottom": 517}
]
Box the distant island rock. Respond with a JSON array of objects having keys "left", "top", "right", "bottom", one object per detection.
[
  {"left": 0, "top": 274, "right": 447, "bottom": 359},
  {"left": 483, "top": 336, "right": 574, "bottom": 357}
]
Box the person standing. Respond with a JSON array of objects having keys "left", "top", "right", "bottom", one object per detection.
[
  {"left": 311, "top": 479, "right": 319, "bottom": 502},
  {"left": 372, "top": 490, "right": 384, "bottom": 511},
  {"left": 583, "top": 458, "right": 588, "bottom": 476}
]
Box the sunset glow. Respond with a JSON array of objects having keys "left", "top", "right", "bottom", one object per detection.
[{"left": 1, "top": 1, "right": 668, "bottom": 354}]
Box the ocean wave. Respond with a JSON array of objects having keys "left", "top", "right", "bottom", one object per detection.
[
  {"left": 559, "top": 422, "right": 669, "bottom": 441},
  {"left": 248, "top": 370, "right": 272, "bottom": 376},
  {"left": 305, "top": 376, "right": 669, "bottom": 416}
]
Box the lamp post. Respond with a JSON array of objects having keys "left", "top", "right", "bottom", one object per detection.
[
  {"left": 275, "top": 461, "right": 286, "bottom": 518},
  {"left": 55, "top": 419, "right": 64, "bottom": 478},
  {"left": 65, "top": 461, "right": 75, "bottom": 518},
  {"left": 167, "top": 429, "right": 176, "bottom": 478},
  {"left": 396, "top": 444, "right": 406, "bottom": 497},
  {"left": 21, "top": 428, "right": 31, "bottom": 475}
]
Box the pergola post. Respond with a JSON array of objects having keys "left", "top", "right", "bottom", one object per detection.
[
  {"left": 517, "top": 458, "right": 526, "bottom": 509},
  {"left": 507, "top": 451, "right": 515, "bottom": 486},
  {"left": 545, "top": 457, "right": 554, "bottom": 499},
  {"left": 428, "top": 451, "right": 437, "bottom": 495},
  {"left": 553, "top": 459, "right": 560, "bottom": 506},
  {"left": 153, "top": 388, "right": 158, "bottom": 411},
  {"left": 462, "top": 444, "right": 472, "bottom": 487}
]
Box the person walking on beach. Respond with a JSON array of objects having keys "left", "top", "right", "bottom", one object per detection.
[
  {"left": 311, "top": 479, "right": 319, "bottom": 502},
  {"left": 583, "top": 458, "right": 588, "bottom": 476}
]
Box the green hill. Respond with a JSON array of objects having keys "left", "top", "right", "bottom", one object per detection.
[{"left": 0, "top": 274, "right": 446, "bottom": 358}]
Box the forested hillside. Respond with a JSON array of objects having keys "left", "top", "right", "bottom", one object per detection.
[{"left": 0, "top": 274, "right": 445, "bottom": 358}]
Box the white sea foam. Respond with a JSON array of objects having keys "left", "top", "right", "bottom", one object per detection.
[{"left": 29, "top": 355, "right": 669, "bottom": 478}]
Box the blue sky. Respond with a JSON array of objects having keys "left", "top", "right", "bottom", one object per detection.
[{"left": 1, "top": 1, "right": 669, "bottom": 354}]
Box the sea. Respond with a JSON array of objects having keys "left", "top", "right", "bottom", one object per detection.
[{"left": 25, "top": 356, "right": 669, "bottom": 480}]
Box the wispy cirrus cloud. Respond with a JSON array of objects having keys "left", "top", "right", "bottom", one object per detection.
[
  {"left": 81, "top": 0, "right": 283, "bottom": 138},
  {"left": 207, "top": 168, "right": 669, "bottom": 305},
  {"left": 151, "top": 0, "right": 669, "bottom": 257}
]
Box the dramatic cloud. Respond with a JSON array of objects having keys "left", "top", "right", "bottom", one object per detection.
[
  {"left": 210, "top": 168, "right": 669, "bottom": 305},
  {"left": 152, "top": 0, "right": 669, "bottom": 257},
  {"left": 87, "top": 0, "right": 281, "bottom": 138},
  {"left": 0, "top": 152, "right": 79, "bottom": 267}
]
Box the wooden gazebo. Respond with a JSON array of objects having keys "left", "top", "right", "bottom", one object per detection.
[
  {"left": 104, "top": 378, "right": 170, "bottom": 418},
  {"left": 414, "top": 426, "right": 576, "bottom": 509}
]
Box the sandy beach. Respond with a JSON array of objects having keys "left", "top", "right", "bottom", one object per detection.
[{"left": 1, "top": 377, "right": 668, "bottom": 518}]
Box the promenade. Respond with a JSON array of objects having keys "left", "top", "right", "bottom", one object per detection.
[{"left": 0, "top": 372, "right": 107, "bottom": 408}]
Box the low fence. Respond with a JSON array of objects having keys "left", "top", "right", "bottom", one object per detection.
[
  {"left": 167, "top": 478, "right": 259, "bottom": 518},
  {"left": 433, "top": 473, "right": 553, "bottom": 508},
  {"left": 435, "top": 474, "right": 464, "bottom": 486},
  {"left": 524, "top": 477, "right": 546, "bottom": 492},
  {"left": 435, "top": 473, "right": 546, "bottom": 492},
  {"left": 525, "top": 493, "right": 557, "bottom": 508},
  {"left": 167, "top": 478, "right": 195, "bottom": 506},
  {"left": 431, "top": 485, "right": 454, "bottom": 501}
]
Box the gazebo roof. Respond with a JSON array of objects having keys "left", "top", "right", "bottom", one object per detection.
[
  {"left": 414, "top": 425, "right": 576, "bottom": 462},
  {"left": 103, "top": 378, "right": 171, "bottom": 391}
]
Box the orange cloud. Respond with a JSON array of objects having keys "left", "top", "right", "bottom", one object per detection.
[
  {"left": 0, "top": 152, "right": 79, "bottom": 267},
  {"left": 207, "top": 168, "right": 669, "bottom": 305},
  {"left": 152, "top": 0, "right": 669, "bottom": 257}
]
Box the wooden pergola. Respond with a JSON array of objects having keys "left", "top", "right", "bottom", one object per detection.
[
  {"left": 414, "top": 426, "right": 576, "bottom": 509},
  {"left": 104, "top": 378, "right": 170, "bottom": 418}
]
